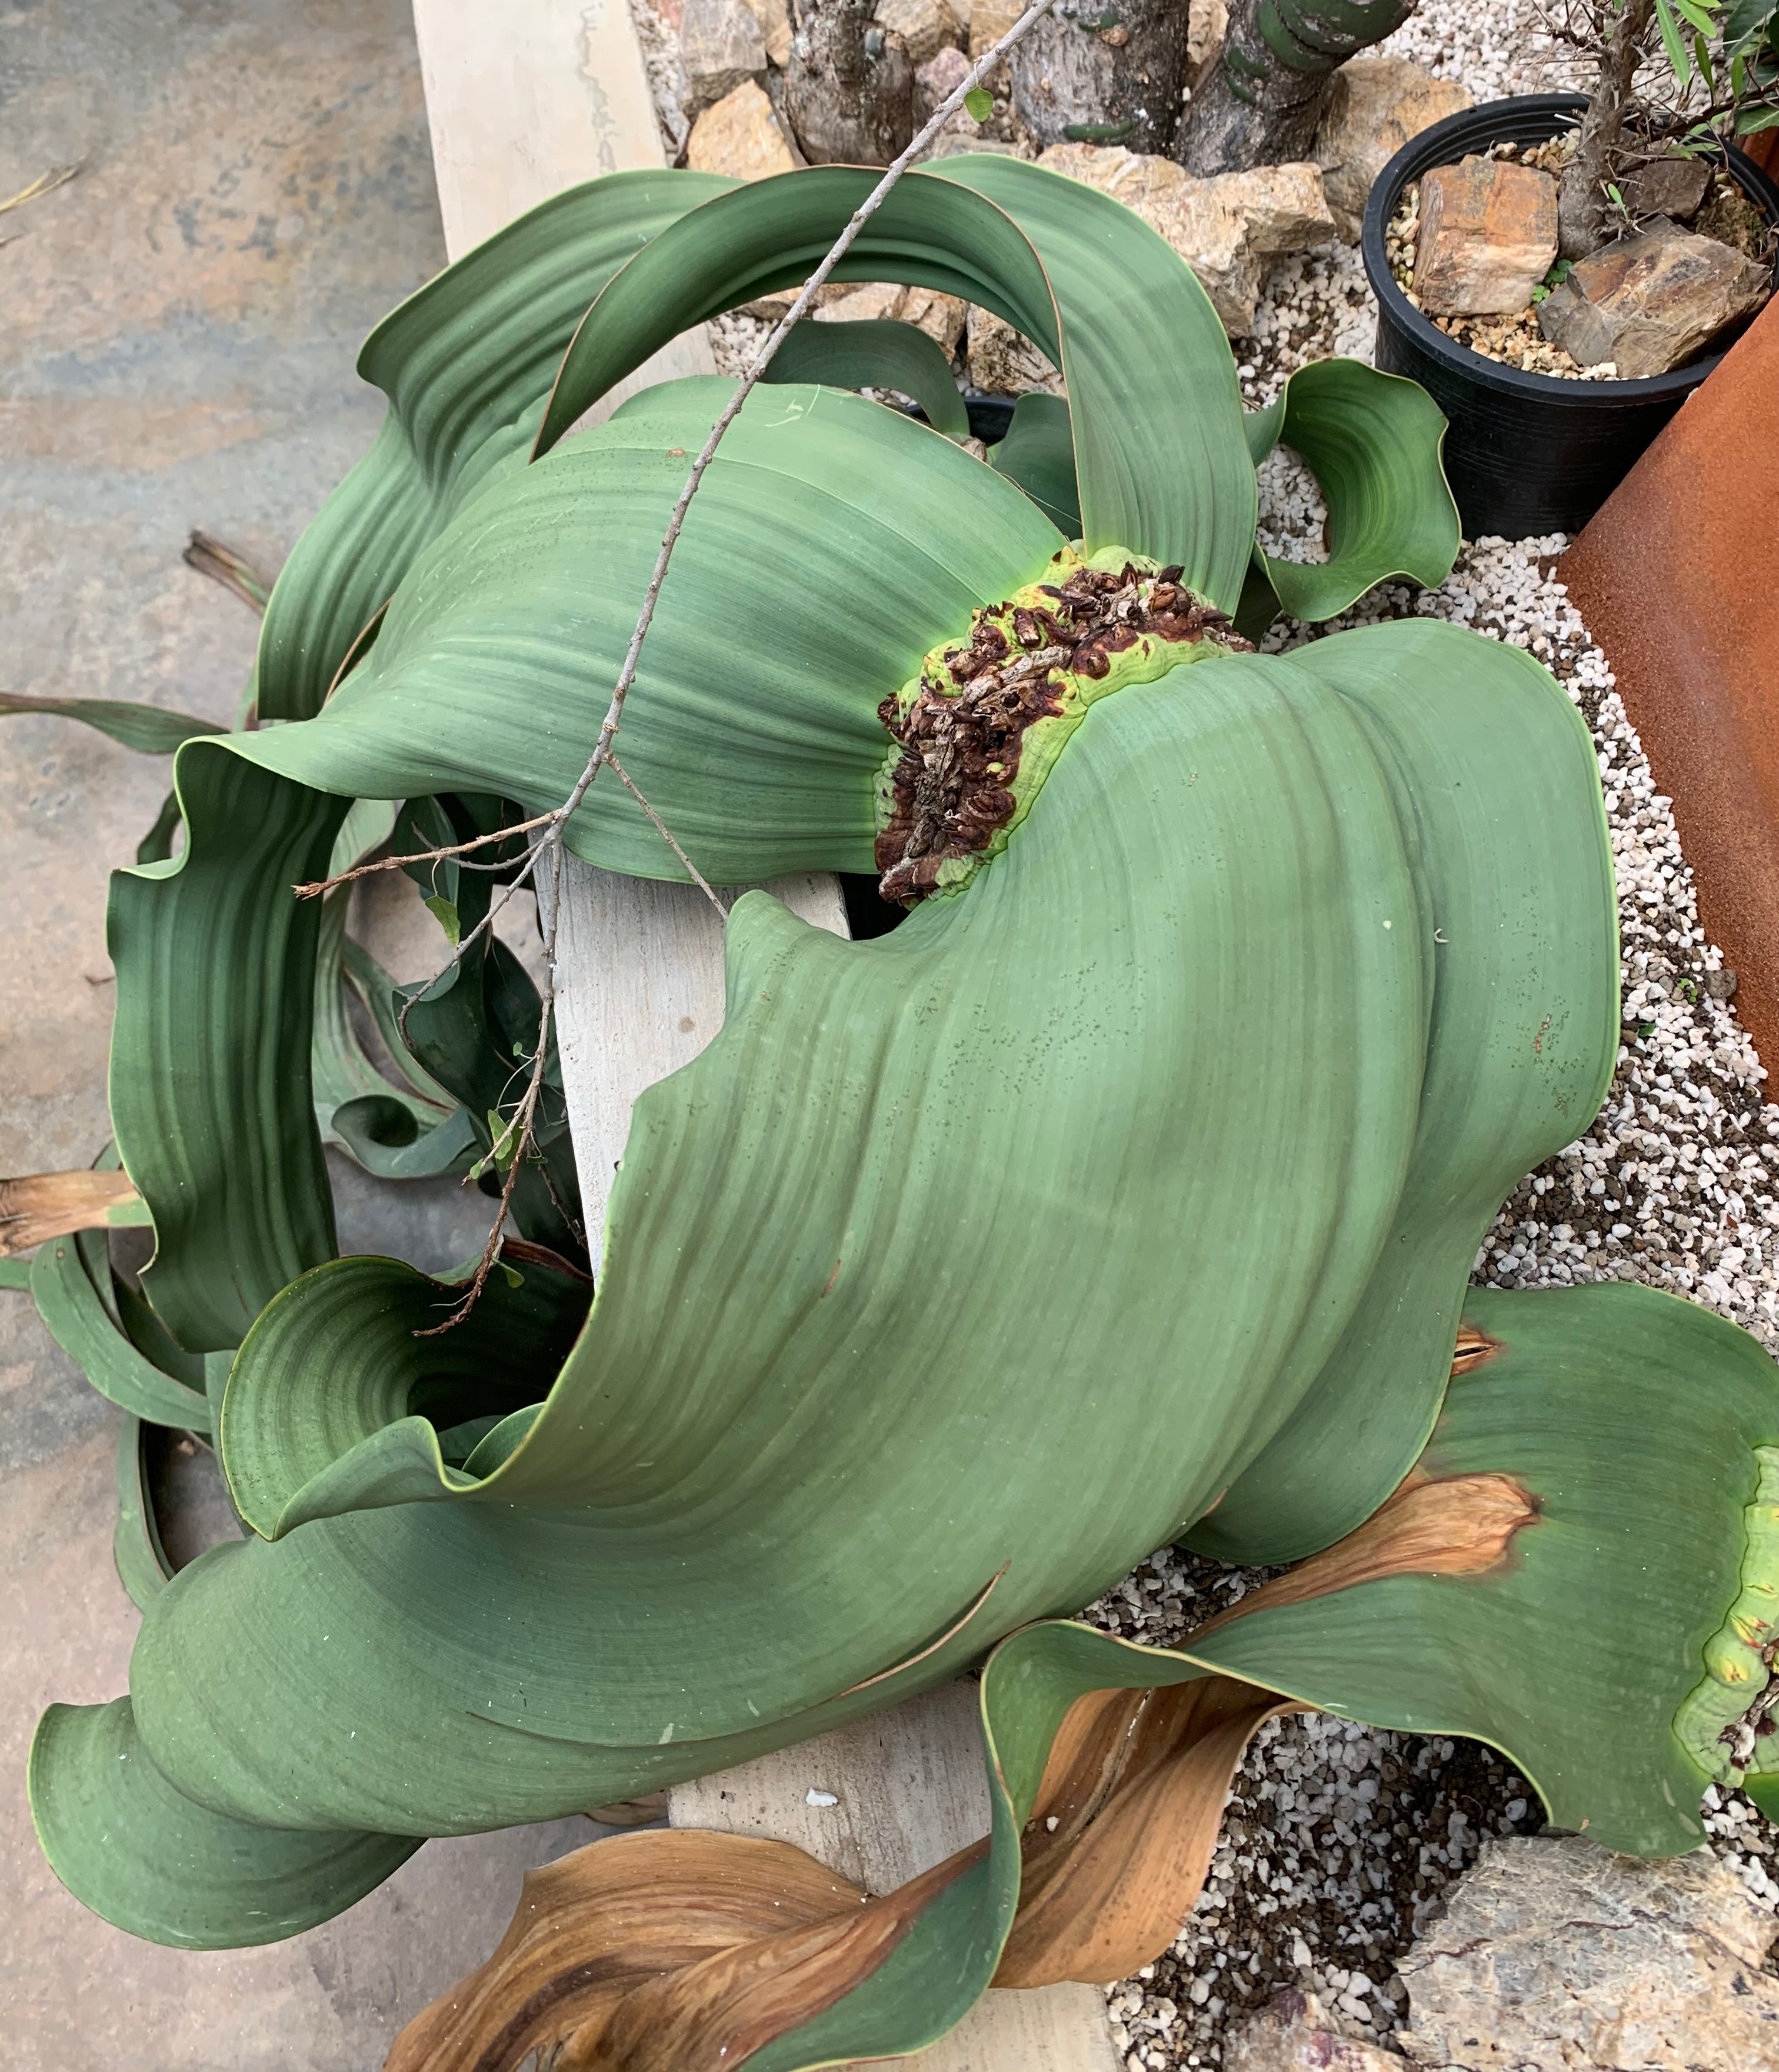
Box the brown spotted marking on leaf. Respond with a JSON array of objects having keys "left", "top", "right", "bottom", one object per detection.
[{"left": 1450, "top": 1323, "right": 1501, "bottom": 1376}]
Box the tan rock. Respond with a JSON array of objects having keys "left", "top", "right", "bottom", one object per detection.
[
  {"left": 679, "top": 0, "right": 768, "bottom": 115},
  {"left": 965, "top": 304, "right": 1065, "bottom": 394},
  {"left": 1537, "top": 218, "right": 1771, "bottom": 378},
  {"left": 741, "top": 0, "right": 794, "bottom": 68},
  {"left": 1396, "top": 1837, "right": 1779, "bottom": 2071},
  {"left": 687, "top": 80, "right": 798, "bottom": 180},
  {"left": 1036, "top": 144, "right": 1336, "bottom": 333},
  {"left": 1314, "top": 58, "right": 1474, "bottom": 242},
  {"left": 876, "top": 0, "right": 962, "bottom": 66},
  {"left": 1189, "top": 0, "right": 1230, "bottom": 69},
  {"left": 1226, "top": 1990, "right": 1405, "bottom": 2071},
  {"left": 968, "top": 0, "right": 1021, "bottom": 59},
  {"left": 1412, "top": 155, "right": 1557, "bottom": 316},
  {"left": 819, "top": 279, "right": 968, "bottom": 352}
]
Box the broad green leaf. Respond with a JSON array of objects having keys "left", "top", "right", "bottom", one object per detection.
[
  {"left": 30, "top": 1231, "right": 212, "bottom": 1431},
  {"left": 229, "top": 382, "right": 1062, "bottom": 885},
  {"left": 330, "top": 1097, "right": 480, "bottom": 1182},
  {"left": 1193, "top": 619, "right": 1616, "bottom": 1563},
  {"left": 112, "top": 1276, "right": 1774, "bottom": 2020},
  {"left": 533, "top": 169, "right": 1061, "bottom": 455},
  {"left": 221, "top": 1250, "right": 590, "bottom": 1539},
  {"left": 256, "top": 169, "right": 737, "bottom": 722},
  {"left": 1725, "top": 0, "right": 1775, "bottom": 43},
  {"left": 110, "top": 750, "right": 348, "bottom": 1350},
  {"left": 760, "top": 318, "right": 971, "bottom": 439},
  {"left": 535, "top": 158, "right": 1254, "bottom": 608},
  {"left": 0, "top": 690, "right": 224, "bottom": 754},
  {"left": 340, "top": 935, "right": 458, "bottom": 1107},
  {"left": 96, "top": 651, "right": 1430, "bottom": 1851},
  {"left": 114, "top": 1416, "right": 175, "bottom": 1611},
  {"left": 935, "top": 154, "right": 1252, "bottom": 605},
  {"left": 989, "top": 392, "right": 1081, "bottom": 536},
  {"left": 30, "top": 1697, "right": 418, "bottom": 1948},
  {"left": 310, "top": 887, "right": 458, "bottom": 1160},
  {"left": 1241, "top": 358, "right": 1460, "bottom": 633},
  {"left": 1192, "top": 1282, "right": 1779, "bottom": 1854}
]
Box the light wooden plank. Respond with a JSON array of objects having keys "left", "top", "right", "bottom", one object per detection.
[
  {"left": 411, "top": 0, "right": 714, "bottom": 405},
  {"left": 409, "top": 8, "right": 1121, "bottom": 2062},
  {"left": 549, "top": 865, "right": 847, "bottom": 1246}
]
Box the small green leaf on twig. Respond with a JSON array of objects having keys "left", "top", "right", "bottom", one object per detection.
[
  {"left": 1654, "top": 0, "right": 1693, "bottom": 84},
  {"left": 964, "top": 86, "right": 994, "bottom": 123},
  {"left": 424, "top": 895, "right": 461, "bottom": 945},
  {"left": 467, "top": 1110, "right": 524, "bottom": 1182}
]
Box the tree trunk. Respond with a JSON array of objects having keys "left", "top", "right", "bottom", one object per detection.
[
  {"left": 1008, "top": 0, "right": 1192, "bottom": 156},
  {"left": 1177, "top": 0, "right": 1418, "bottom": 175},
  {"left": 1557, "top": 0, "right": 1656, "bottom": 258},
  {"left": 782, "top": 0, "right": 918, "bottom": 165}
]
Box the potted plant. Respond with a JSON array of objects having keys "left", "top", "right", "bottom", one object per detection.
[{"left": 1362, "top": 0, "right": 1779, "bottom": 537}]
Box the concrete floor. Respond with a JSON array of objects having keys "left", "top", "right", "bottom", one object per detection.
[{"left": 1, "top": 5, "right": 598, "bottom": 2064}]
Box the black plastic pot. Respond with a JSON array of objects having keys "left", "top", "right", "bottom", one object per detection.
[{"left": 1361, "top": 94, "right": 1779, "bottom": 539}]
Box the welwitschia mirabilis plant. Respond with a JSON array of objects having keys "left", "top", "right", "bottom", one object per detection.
[{"left": 9, "top": 154, "right": 1778, "bottom": 2067}]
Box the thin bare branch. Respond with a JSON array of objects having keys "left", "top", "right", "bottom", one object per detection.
[
  {"left": 608, "top": 754, "right": 727, "bottom": 915},
  {"left": 294, "top": 812, "right": 559, "bottom": 901},
  {"left": 415, "top": 990, "right": 555, "bottom": 1336}
]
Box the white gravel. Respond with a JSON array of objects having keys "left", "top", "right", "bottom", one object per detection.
[{"left": 1378, "top": 0, "right": 1594, "bottom": 101}]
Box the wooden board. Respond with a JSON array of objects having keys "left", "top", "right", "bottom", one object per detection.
[{"left": 409, "top": 6, "right": 1121, "bottom": 2061}]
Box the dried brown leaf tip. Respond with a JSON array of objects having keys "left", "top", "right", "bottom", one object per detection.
[
  {"left": 997, "top": 1675, "right": 1290, "bottom": 1987},
  {"left": 1209, "top": 1471, "right": 1541, "bottom": 1638},
  {"left": 0, "top": 1170, "right": 142, "bottom": 1256},
  {"left": 873, "top": 547, "right": 1252, "bottom": 905},
  {"left": 182, "top": 531, "right": 275, "bottom": 614},
  {"left": 385, "top": 1826, "right": 984, "bottom": 2072}
]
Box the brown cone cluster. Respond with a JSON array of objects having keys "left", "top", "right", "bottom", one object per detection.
[{"left": 875, "top": 562, "right": 1250, "bottom": 905}]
